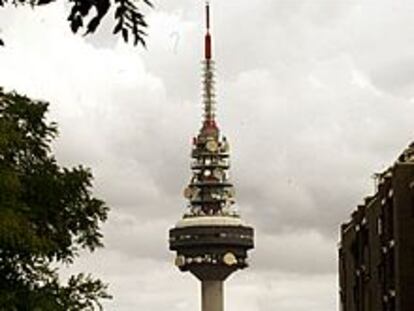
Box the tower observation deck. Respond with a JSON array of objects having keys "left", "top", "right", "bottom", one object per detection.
[{"left": 168, "top": 2, "right": 254, "bottom": 311}]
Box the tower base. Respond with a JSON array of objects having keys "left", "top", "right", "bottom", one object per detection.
[{"left": 202, "top": 280, "right": 223, "bottom": 311}]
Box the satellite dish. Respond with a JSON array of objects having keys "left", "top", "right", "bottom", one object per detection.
[
  {"left": 213, "top": 168, "right": 222, "bottom": 179},
  {"left": 175, "top": 255, "right": 186, "bottom": 267},
  {"left": 223, "top": 252, "right": 237, "bottom": 266},
  {"left": 184, "top": 187, "right": 193, "bottom": 199},
  {"left": 221, "top": 140, "right": 229, "bottom": 152},
  {"left": 206, "top": 140, "right": 218, "bottom": 152}
]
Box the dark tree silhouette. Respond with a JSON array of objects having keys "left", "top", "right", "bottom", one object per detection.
[
  {"left": 0, "top": 88, "right": 111, "bottom": 310},
  {"left": 0, "top": 0, "right": 152, "bottom": 46}
]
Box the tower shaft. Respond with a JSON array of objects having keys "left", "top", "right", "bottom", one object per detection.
[{"left": 202, "top": 281, "right": 223, "bottom": 311}]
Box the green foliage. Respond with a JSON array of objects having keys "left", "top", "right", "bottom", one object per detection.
[
  {"left": 0, "top": 88, "right": 111, "bottom": 310},
  {"left": 0, "top": 0, "right": 152, "bottom": 47}
]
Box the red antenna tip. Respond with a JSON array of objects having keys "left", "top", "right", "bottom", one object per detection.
[{"left": 204, "top": 1, "right": 212, "bottom": 60}]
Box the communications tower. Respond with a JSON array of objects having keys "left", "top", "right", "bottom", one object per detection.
[{"left": 169, "top": 2, "right": 255, "bottom": 311}]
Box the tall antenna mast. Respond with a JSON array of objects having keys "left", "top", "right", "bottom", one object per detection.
[
  {"left": 205, "top": 1, "right": 211, "bottom": 60},
  {"left": 203, "top": 0, "right": 216, "bottom": 125}
]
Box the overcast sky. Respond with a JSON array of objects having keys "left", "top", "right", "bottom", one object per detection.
[{"left": 1, "top": 0, "right": 414, "bottom": 310}]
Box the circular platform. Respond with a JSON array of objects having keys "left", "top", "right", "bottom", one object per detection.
[{"left": 169, "top": 216, "right": 254, "bottom": 281}]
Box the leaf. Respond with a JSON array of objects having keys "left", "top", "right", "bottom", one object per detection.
[
  {"left": 85, "top": 17, "right": 100, "bottom": 34},
  {"left": 121, "top": 27, "right": 128, "bottom": 42},
  {"left": 114, "top": 5, "right": 125, "bottom": 18},
  {"left": 143, "top": 0, "right": 152, "bottom": 7},
  {"left": 36, "top": 0, "right": 55, "bottom": 5},
  {"left": 112, "top": 21, "right": 122, "bottom": 34},
  {"left": 70, "top": 15, "right": 83, "bottom": 33}
]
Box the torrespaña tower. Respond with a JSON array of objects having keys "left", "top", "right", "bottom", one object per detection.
[{"left": 168, "top": 2, "right": 255, "bottom": 311}]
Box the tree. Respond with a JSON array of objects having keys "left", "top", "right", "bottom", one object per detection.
[
  {"left": 0, "top": 88, "right": 111, "bottom": 310},
  {"left": 0, "top": 0, "right": 152, "bottom": 46}
]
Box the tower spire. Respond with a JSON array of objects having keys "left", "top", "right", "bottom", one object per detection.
[
  {"left": 205, "top": 1, "right": 211, "bottom": 60},
  {"left": 202, "top": 1, "right": 216, "bottom": 126}
]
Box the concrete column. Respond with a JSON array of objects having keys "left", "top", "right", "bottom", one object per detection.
[{"left": 202, "top": 280, "right": 223, "bottom": 311}]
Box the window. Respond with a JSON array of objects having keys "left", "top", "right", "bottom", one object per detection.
[{"left": 378, "top": 217, "right": 383, "bottom": 235}]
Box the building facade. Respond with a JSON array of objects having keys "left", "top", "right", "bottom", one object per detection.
[{"left": 339, "top": 143, "right": 414, "bottom": 311}]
